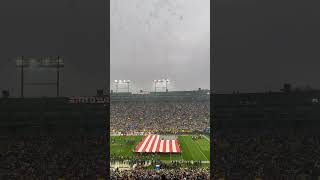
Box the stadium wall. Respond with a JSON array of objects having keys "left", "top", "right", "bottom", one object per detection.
[
  {"left": 214, "top": 90, "right": 320, "bottom": 128},
  {"left": 110, "top": 90, "right": 209, "bottom": 102},
  {"left": 0, "top": 97, "right": 106, "bottom": 135}
]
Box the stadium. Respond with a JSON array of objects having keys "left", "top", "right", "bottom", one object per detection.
[
  {"left": 110, "top": 89, "right": 210, "bottom": 179},
  {"left": 0, "top": 56, "right": 211, "bottom": 179}
]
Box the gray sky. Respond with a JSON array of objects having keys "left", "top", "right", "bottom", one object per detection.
[
  {"left": 110, "top": 0, "right": 210, "bottom": 92},
  {"left": 3, "top": 0, "right": 317, "bottom": 96}
]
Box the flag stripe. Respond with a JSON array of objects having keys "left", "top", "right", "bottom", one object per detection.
[
  {"left": 135, "top": 135, "right": 149, "bottom": 152},
  {"left": 156, "top": 139, "right": 162, "bottom": 152},
  {"left": 145, "top": 135, "right": 156, "bottom": 152},
  {"left": 169, "top": 140, "right": 173, "bottom": 152},
  {"left": 137, "top": 135, "right": 151, "bottom": 152},
  {"left": 152, "top": 135, "right": 160, "bottom": 152},
  {"left": 159, "top": 140, "right": 164, "bottom": 152},
  {"left": 141, "top": 135, "right": 154, "bottom": 152},
  {"left": 172, "top": 140, "right": 177, "bottom": 152},
  {"left": 166, "top": 140, "right": 169, "bottom": 152}
]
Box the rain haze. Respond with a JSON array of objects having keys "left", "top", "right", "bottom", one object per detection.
[{"left": 111, "top": 0, "right": 210, "bottom": 92}]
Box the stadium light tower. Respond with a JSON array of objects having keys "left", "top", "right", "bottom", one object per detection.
[
  {"left": 153, "top": 80, "right": 157, "bottom": 92},
  {"left": 165, "top": 78, "right": 170, "bottom": 92},
  {"left": 114, "top": 80, "right": 118, "bottom": 92},
  {"left": 154, "top": 78, "right": 170, "bottom": 92},
  {"left": 15, "top": 56, "right": 64, "bottom": 97},
  {"left": 114, "top": 80, "right": 131, "bottom": 92}
]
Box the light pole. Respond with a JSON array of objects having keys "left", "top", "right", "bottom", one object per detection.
[
  {"left": 153, "top": 80, "right": 157, "bottom": 92},
  {"left": 125, "top": 80, "right": 130, "bottom": 92},
  {"left": 114, "top": 80, "right": 119, "bottom": 92},
  {"left": 164, "top": 78, "right": 169, "bottom": 92}
]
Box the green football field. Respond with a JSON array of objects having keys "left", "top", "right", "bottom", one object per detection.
[{"left": 110, "top": 135, "right": 210, "bottom": 161}]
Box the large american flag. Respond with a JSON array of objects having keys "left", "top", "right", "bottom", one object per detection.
[{"left": 134, "top": 134, "right": 181, "bottom": 153}]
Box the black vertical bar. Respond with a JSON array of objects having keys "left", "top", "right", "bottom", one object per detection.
[
  {"left": 57, "top": 56, "right": 60, "bottom": 97},
  {"left": 21, "top": 56, "right": 24, "bottom": 97},
  {"left": 210, "top": 0, "right": 215, "bottom": 178},
  {"left": 166, "top": 81, "right": 168, "bottom": 92},
  {"left": 106, "top": 0, "right": 110, "bottom": 177}
]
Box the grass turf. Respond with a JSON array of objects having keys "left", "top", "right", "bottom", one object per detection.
[
  {"left": 110, "top": 136, "right": 143, "bottom": 157},
  {"left": 110, "top": 135, "right": 210, "bottom": 161}
]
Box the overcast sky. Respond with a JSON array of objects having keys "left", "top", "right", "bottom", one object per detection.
[
  {"left": 2, "top": 0, "right": 320, "bottom": 96},
  {"left": 110, "top": 0, "right": 210, "bottom": 92}
]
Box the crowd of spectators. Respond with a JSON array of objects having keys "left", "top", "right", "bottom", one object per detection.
[
  {"left": 0, "top": 135, "right": 106, "bottom": 179},
  {"left": 110, "top": 153, "right": 205, "bottom": 169},
  {"left": 111, "top": 166, "right": 209, "bottom": 180},
  {"left": 110, "top": 153, "right": 158, "bottom": 167},
  {"left": 110, "top": 101, "right": 210, "bottom": 179},
  {"left": 111, "top": 101, "right": 209, "bottom": 132},
  {"left": 213, "top": 128, "right": 320, "bottom": 179}
]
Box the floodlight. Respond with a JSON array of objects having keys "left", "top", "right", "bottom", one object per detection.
[
  {"left": 43, "top": 58, "right": 50, "bottom": 65},
  {"left": 114, "top": 80, "right": 118, "bottom": 83},
  {"left": 57, "top": 58, "right": 64, "bottom": 64},
  {"left": 15, "top": 56, "right": 64, "bottom": 68},
  {"left": 30, "top": 59, "right": 36, "bottom": 64}
]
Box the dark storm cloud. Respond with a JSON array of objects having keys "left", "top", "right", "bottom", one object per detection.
[
  {"left": 111, "top": 0, "right": 210, "bottom": 92},
  {"left": 213, "top": 0, "right": 320, "bottom": 93}
]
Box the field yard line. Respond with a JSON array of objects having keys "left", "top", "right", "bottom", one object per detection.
[
  {"left": 202, "top": 135, "right": 210, "bottom": 142},
  {"left": 193, "top": 139, "right": 209, "bottom": 161}
]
